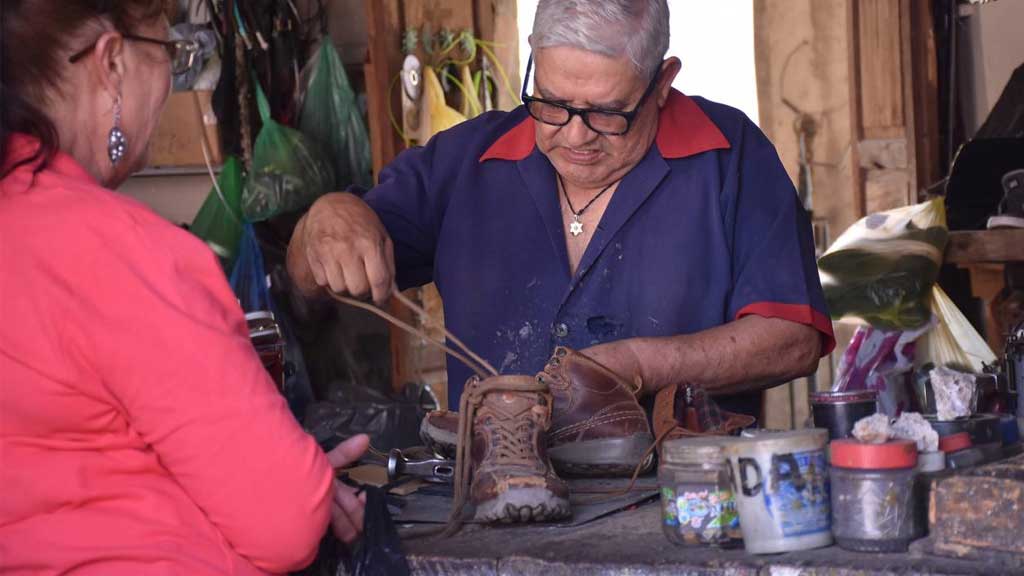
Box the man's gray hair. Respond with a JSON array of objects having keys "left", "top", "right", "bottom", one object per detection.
[{"left": 530, "top": 0, "right": 670, "bottom": 79}]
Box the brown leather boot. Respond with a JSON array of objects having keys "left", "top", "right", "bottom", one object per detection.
[
  {"left": 652, "top": 383, "right": 756, "bottom": 444},
  {"left": 539, "top": 347, "right": 654, "bottom": 476},
  {"left": 466, "top": 375, "right": 571, "bottom": 523},
  {"left": 420, "top": 409, "right": 458, "bottom": 459}
]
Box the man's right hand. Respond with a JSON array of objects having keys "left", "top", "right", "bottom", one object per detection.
[{"left": 287, "top": 193, "right": 396, "bottom": 305}]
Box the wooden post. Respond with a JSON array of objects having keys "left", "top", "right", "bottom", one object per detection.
[{"left": 364, "top": 0, "right": 404, "bottom": 180}]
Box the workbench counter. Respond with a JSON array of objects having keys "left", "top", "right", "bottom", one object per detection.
[{"left": 397, "top": 501, "right": 1021, "bottom": 575}]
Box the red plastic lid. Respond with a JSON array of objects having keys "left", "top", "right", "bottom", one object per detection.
[
  {"left": 939, "top": 432, "right": 972, "bottom": 453},
  {"left": 830, "top": 439, "right": 918, "bottom": 469}
]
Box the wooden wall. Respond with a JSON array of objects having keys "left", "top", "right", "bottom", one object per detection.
[{"left": 754, "top": 0, "right": 939, "bottom": 429}]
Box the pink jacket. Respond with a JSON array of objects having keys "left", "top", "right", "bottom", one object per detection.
[{"left": 0, "top": 136, "right": 333, "bottom": 575}]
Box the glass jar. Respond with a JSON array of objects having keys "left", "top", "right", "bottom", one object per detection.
[
  {"left": 830, "top": 439, "right": 920, "bottom": 553},
  {"left": 658, "top": 437, "right": 741, "bottom": 547}
]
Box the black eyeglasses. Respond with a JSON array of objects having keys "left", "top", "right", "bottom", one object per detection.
[
  {"left": 69, "top": 34, "right": 200, "bottom": 76},
  {"left": 520, "top": 54, "right": 661, "bottom": 136}
]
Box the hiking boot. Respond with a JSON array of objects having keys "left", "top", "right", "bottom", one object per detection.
[
  {"left": 420, "top": 409, "right": 458, "bottom": 459},
  {"left": 468, "top": 375, "right": 571, "bottom": 523},
  {"left": 539, "top": 347, "right": 654, "bottom": 477},
  {"left": 653, "top": 383, "right": 756, "bottom": 446},
  {"left": 988, "top": 168, "right": 1024, "bottom": 229}
]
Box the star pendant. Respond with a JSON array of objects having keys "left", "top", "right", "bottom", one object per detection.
[{"left": 569, "top": 219, "right": 584, "bottom": 237}]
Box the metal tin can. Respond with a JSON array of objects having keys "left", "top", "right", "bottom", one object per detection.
[{"left": 810, "top": 390, "right": 878, "bottom": 441}]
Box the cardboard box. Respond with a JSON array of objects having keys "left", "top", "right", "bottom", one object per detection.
[{"left": 147, "top": 90, "right": 222, "bottom": 168}]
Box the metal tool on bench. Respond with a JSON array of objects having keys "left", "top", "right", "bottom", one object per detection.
[{"left": 387, "top": 448, "right": 454, "bottom": 484}]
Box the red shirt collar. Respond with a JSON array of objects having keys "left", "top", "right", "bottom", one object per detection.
[
  {"left": 2, "top": 133, "right": 98, "bottom": 186},
  {"left": 480, "top": 89, "right": 730, "bottom": 162}
]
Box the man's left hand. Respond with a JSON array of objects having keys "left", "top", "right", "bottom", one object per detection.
[{"left": 579, "top": 339, "right": 645, "bottom": 390}]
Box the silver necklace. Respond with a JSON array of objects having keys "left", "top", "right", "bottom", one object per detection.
[{"left": 557, "top": 174, "right": 616, "bottom": 237}]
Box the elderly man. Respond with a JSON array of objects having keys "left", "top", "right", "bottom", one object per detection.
[{"left": 288, "top": 0, "right": 834, "bottom": 522}]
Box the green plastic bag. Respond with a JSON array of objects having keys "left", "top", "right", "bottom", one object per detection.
[
  {"left": 191, "top": 156, "right": 244, "bottom": 270},
  {"left": 817, "top": 198, "right": 949, "bottom": 330},
  {"left": 243, "top": 80, "right": 335, "bottom": 221},
  {"left": 299, "top": 42, "right": 372, "bottom": 189}
]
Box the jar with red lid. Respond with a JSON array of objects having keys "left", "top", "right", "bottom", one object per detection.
[
  {"left": 829, "top": 439, "right": 921, "bottom": 552},
  {"left": 939, "top": 432, "right": 984, "bottom": 469}
]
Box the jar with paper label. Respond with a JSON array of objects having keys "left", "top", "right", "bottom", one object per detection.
[{"left": 658, "top": 437, "right": 741, "bottom": 547}]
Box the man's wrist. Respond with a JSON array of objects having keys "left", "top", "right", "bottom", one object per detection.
[{"left": 286, "top": 214, "right": 321, "bottom": 299}]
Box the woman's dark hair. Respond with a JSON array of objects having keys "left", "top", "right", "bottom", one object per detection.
[{"left": 1, "top": 0, "right": 172, "bottom": 178}]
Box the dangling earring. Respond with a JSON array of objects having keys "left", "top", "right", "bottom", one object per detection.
[{"left": 108, "top": 95, "right": 127, "bottom": 165}]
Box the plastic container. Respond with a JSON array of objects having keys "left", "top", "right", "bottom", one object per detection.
[
  {"left": 926, "top": 414, "right": 1001, "bottom": 445},
  {"left": 1001, "top": 415, "right": 1021, "bottom": 443},
  {"left": 829, "top": 439, "right": 920, "bottom": 552},
  {"left": 914, "top": 451, "right": 947, "bottom": 537},
  {"left": 724, "top": 429, "right": 832, "bottom": 554},
  {"left": 940, "top": 432, "right": 985, "bottom": 469},
  {"left": 976, "top": 441, "right": 1003, "bottom": 463},
  {"left": 810, "top": 390, "right": 878, "bottom": 441},
  {"left": 1004, "top": 415, "right": 1024, "bottom": 458},
  {"left": 658, "top": 437, "right": 742, "bottom": 547}
]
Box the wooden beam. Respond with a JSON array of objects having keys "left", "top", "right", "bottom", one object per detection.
[
  {"left": 364, "top": 0, "right": 404, "bottom": 179},
  {"left": 857, "top": 0, "right": 905, "bottom": 134},
  {"left": 474, "top": 0, "right": 521, "bottom": 110},
  {"left": 847, "top": 0, "right": 866, "bottom": 219},
  {"left": 899, "top": 0, "right": 917, "bottom": 200},
  {"left": 910, "top": 0, "right": 942, "bottom": 194},
  {"left": 945, "top": 230, "right": 1024, "bottom": 264}
]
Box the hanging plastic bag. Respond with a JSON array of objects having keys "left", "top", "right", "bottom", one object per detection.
[
  {"left": 191, "top": 156, "right": 245, "bottom": 271},
  {"left": 299, "top": 42, "right": 373, "bottom": 190},
  {"left": 916, "top": 286, "right": 997, "bottom": 373},
  {"left": 242, "top": 80, "right": 335, "bottom": 221},
  {"left": 818, "top": 198, "right": 949, "bottom": 330},
  {"left": 229, "top": 223, "right": 272, "bottom": 312},
  {"left": 423, "top": 66, "right": 466, "bottom": 141},
  {"left": 833, "top": 323, "right": 932, "bottom": 416}
]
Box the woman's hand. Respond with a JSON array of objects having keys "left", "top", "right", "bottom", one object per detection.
[{"left": 325, "top": 434, "right": 370, "bottom": 544}]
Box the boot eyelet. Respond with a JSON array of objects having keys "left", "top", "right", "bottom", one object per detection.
[{"left": 556, "top": 348, "right": 567, "bottom": 357}]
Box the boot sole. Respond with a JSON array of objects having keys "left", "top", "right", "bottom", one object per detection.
[
  {"left": 549, "top": 434, "right": 655, "bottom": 477},
  {"left": 473, "top": 486, "right": 571, "bottom": 523}
]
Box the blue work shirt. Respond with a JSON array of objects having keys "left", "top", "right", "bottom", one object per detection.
[{"left": 363, "top": 90, "right": 834, "bottom": 414}]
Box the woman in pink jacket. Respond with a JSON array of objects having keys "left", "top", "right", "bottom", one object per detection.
[{"left": 0, "top": 2, "right": 367, "bottom": 573}]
